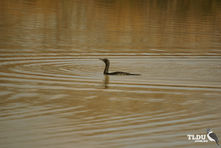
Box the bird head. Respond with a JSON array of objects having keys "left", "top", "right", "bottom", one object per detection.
[
  {"left": 207, "top": 128, "right": 212, "bottom": 133},
  {"left": 99, "top": 58, "right": 109, "bottom": 64}
]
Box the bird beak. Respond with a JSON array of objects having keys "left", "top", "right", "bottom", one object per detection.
[{"left": 99, "top": 58, "right": 103, "bottom": 61}]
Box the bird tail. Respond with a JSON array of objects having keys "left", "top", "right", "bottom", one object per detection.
[{"left": 129, "top": 73, "right": 141, "bottom": 76}]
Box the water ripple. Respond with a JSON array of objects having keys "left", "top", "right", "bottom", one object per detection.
[{"left": 0, "top": 54, "right": 221, "bottom": 148}]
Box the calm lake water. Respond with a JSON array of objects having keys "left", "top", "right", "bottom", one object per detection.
[{"left": 0, "top": 0, "right": 221, "bottom": 148}]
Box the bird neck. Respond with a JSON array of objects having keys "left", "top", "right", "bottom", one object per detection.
[
  {"left": 104, "top": 62, "right": 109, "bottom": 74},
  {"left": 208, "top": 131, "right": 213, "bottom": 134}
]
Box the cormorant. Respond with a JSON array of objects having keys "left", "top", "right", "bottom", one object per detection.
[{"left": 99, "top": 58, "right": 140, "bottom": 76}]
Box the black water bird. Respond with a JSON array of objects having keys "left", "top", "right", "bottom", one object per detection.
[
  {"left": 207, "top": 128, "right": 219, "bottom": 146},
  {"left": 99, "top": 58, "right": 140, "bottom": 76}
]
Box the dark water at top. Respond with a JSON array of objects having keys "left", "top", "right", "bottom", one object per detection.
[
  {"left": 0, "top": 0, "right": 221, "bottom": 54},
  {"left": 0, "top": 0, "right": 221, "bottom": 148}
]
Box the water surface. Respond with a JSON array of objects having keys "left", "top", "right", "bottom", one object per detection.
[{"left": 0, "top": 0, "right": 221, "bottom": 148}]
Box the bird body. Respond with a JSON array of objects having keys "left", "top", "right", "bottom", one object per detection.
[
  {"left": 207, "top": 129, "right": 219, "bottom": 146},
  {"left": 100, "top": 58, "right": 140, "bottom": 76},
  {"left": 106, "top": 71, "right": 139, "bottom": 75}
]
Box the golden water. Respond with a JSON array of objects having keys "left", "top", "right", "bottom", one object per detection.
[{"left": 0, "top": 0, "right": 221, "bottom": 148}]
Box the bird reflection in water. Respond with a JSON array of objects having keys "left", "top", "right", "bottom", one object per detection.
[{"left": 103, "top": 75, "right": 109, "bottom": 89}]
